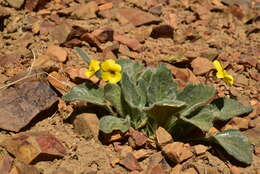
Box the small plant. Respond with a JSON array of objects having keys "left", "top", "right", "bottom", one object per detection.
[{"left": 63, "top": 48, "right": 253, "bottom": 165}]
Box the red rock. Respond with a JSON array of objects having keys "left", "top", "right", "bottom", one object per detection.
[
  {"left": 47, "top": 45, "right": 67, "bottom": 62},
  {"left": 9, "top": 160, "right": 40, "bottom": 174},
  {"left": 102, "top": 48, "right": 117, "bottom": 59},
  {"left": 0, "top": 153, "right": 13, "bottom": 174},
  {"left": 162, "top": 142, "right": 193, "bottom": 163},
  {"left": 132, "top": 149, "right": 153, "bottom": 160},
  {"left": 72, "top": 1, "right": 98, "bottom": 19},
  {"left": 118, "top": 44, "right": 139, "bottom": 58},
  {"left": 0, "top": 77, "right": 58, "bottom": 132},
  {"left": 155, "top": 127, "right": 173, "bottom": 148},
  {"left": 91, "top": 28, "right": 114, "bottom": 43},
  {"left": 128, "top": 128, "right": 148, "bottom": 148},
  {"left": 119, "top": 153, "right": 142, "bottom": 171},
  {"left": 50, "top": 23, "right": 72, "bottom": 44},
  {"left": 230, "top": 166, "right": 241, "bottom": 174},
  {"left": 47, "top": 71, "right": 75, "bottom": 94},
  {"left": 194, "top": 144, "right": 208, "bottom": 155},
  {"left": 149, "top": 5, "right": 163, "bottom": 15},
  {"left": 150, "top": 25, "right": 174, "bottom": 38},
  {"left": 52, "top": 168, "right": 73, "bottom": 174},
  {"left": 116, "top": 8, "right": 161, "bottom": 27},
  {"left": 229, "top": 117, "right": 249, "bottom": 130},
  {"left": 25, "top": 0, "right": 49, "bottom": 11},
  {"left": 120, "top": 146, "right": 133, "bottom": 158},
  {"left": 132, "top": 27, "right": 152, "bottom": 42},
  {"left": 80, "top": 33, "right": 102, "bottom": 51},
  {"left": 1, "top": 131, "right": 66, "bottom": 164},
  {"left": 182, "top": 168, "right": 198, "bottom": 174},
  {"left": 191, "top": 57, "right": 214, "bottom": 75},
  {"left": 114, "top": 34, "right": 142, "bottom": 52},
  {"left": 254, "top": 146, "right": 260, "bottom": 157},
  {"left": 98, "top": 2, "right": 113, "bottom": 11},
  {"left": 145, "top": 152, "right": 171, "bottom": 174},
  {"left": 73, "top": 113, "right": 100, "bottom": 139},
  {"left": 149, "top": 164, "right": 164, "bottom": 174},
  {"left": 169, "top": 65, "right": 200, "bottom": 88},
  {"left": 171, "top": 164, "right": 182, "bottom": 174},
  {"left": 165, "top": 13, "right": 179, "bottom": 28}
]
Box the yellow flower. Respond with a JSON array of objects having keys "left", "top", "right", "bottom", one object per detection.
[
  {"left": 84, "top": 59, "right": 100, "bottom": 78},
  {"left": 101, "top": 59, "right": 122, "bottom": 83},
  {"left": 213, "top": 60, "right": 234, "bottom": 86}
]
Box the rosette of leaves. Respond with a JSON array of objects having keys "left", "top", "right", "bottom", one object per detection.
[{"left": 63, "top": 57, "right": 253, "bottom": 165}]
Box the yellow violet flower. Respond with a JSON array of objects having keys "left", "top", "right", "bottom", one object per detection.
[
  {"left": 101, "top": 59, "right": 122, "bottom": 84},
  {"left": 84, "top": 59, "right": 100, "bottom": 78},
  {"left": 213, "top": 60, "right": 234, "bottom": 86}
]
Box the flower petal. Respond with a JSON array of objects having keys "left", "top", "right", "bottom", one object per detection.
[
  {"left": 102, "top": 71, "right": 111, "bottom": 82},
  {"left": 223, "top": 74, "right": 234, "bottom": 86},
  {"left": 85, "top": 69, "right": 94, "bottom": 78},
  {"left": 213, "top": 60, "right": 224, "bottom": 71},
  {"left": 108, "top": 72, "right": 121, "bottom": 84},
  {"left": 90, "top": 59, "right": 101, "bottom": 72},
  {"left": 101, "top": 59, "right": 115, "bottom": 71}
]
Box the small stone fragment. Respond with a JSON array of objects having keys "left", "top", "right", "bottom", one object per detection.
[
  {"left": 91, "top": 28, "right": 114, "bottom": 43},
  {"left": 149, "top": 164, "right": 164, "bottom": 174},
  {"left": 191, "top": 57, "right": 214, "bottom": 75},
  {"left": 9, "top": 160, "right": 40, "bottom": 174},
  {"left": 194, "top": 144, "right": 208, "bottom": 155},
  {"left": 230, "top": 166, "right": 240, "bottom": 174},
  {"left": 116, "top": 8, "right": 161, "bottom": 27},
  {"left": 52, "top": 168, "right": 74, "bottom": 174},
  {"left": 50, "top": 23, "right": 72, "bottom": 44},
  {"left": 1, "top": 131, "right": 66, "bottom": 164},
  {"left": 98, "top": 2, "right": 113, "bottom": 11},
  {"left": 73, "top": 113, "right": 99, "bottom": 139},
  {"left": 0, "top": 152, "right": 13, "bottom": 174},
  {"left": 114, "top": 34, "right": 142, "bottom": 52},
  {"left": 47, "top": 45, "right": 67, "bottom": 62},
  {"left": 72, "top": 2, "right": 98, "bottom": 20},
  {"left": 145, "top": 152, "right": 171, "bottom": 174},
  {"left": 120, "top": 146, "right": 133, "bottom": 159},
  {"left": 25, "top": 0, "right": 49, "bottom": 11},
  {"left": 118, "top": 44, "right": 139, "bottom": 59},
  {"left": 128, "top": 128, "right": 148, "bottom": 148},
  {"left": 6, "top": 0, "right": 24, "bottom": 9},
  {"left": 0, "top": 77, "right": 57, "bottom": 132},
  {"left": 119, "top": 153, "right": 142, "bottom": 171},
  {"left": 171, "top": 164, "right": 182, "bottom": 174},
  {"left": 254, "top": 147, "right": 260, "bottom": 157},
  {"left": 47, "top": 71, "right": 75, "bottom": 94},
  {"left": 182, "top": 168, "right": 198, "bottom": 174},
  {"left": 150, "top": 25, "right": 174, "bottom": 38},
  {"left": 230, "top": 117, "right": 249, "bottom": 130},
  {"left": 162, "top": 142, "right": 193, "bottom": 163},
  {"left": 132, "top": 149, "right": 153, "bottom": 160},
  {"left": 155, "top": 127, "right": 173, "bottom": 148}
]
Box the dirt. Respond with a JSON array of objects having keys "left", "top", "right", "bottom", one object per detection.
[{"left": 0, "top": 0, "right": 259, "bottom": 173}]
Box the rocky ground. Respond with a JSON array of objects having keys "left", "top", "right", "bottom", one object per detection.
[{"left": 0, "top": 0, "right": 259, "bottom": 174}]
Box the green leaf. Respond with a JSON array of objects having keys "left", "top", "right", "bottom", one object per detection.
[
  {"left": 121, "top": 72, "right": 146, "bottom": 108},
  {"left": 146, "top": 64, "right": 178, "bottom": 104},
  {"left": 74, "top": 47, "right": 91, "bottom": 64},
  {"left": 104, "top": 83, "right": 124, "bottom": 116},
  {"left": 212, "top": 98, "right": 253, "bottom": 121},
  {"left": 177, "top": 84, "right": 216, "bottom": 117},
  {"left": 62, "top": 83, "right": 105, "bottom": 106},
  {"left": 181, "top": 105, "right": 218, "bottom": 131},
  {"left": 117, "top": 58, "right": 144, "bottom": 81},
  {"left": 208, "top": 129, "right": 252, "bottom": 165},
  {"left": 144, "top": 100, "right": 185, "bottom": 128},
  {"left": 99, "top": 115, "right": 131, "bottom": 134}
]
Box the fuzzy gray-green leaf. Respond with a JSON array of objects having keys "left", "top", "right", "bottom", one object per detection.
[
  {"left": 99, "top": 115, "right": 131, "bottom": 134},
  {"left": 117, "top": 59, "right": 144, "bottom": 81},
  {"left": 144, "top": 100, "right": 185, "bottom": 128},
  {"left": 104, "top": 83, "right": 124, "bottom": 116},
  {"left": 212, "top": 98, "right": 253, "bottom": 121},
  {"left": 121, "top": 72, "right": 146, "bottom": 108},
  {"left": 181, "top": 105, "right": 218, "bottom": 131},
  {"left": 146, "top": 64, "right": 178, "bottom": 104},
  {"left": 209, "top": 129, "right": 252, "bottom": 165},
  {"left": 62, "top": 83, "right": 105, "bottom": 106},
  {"left": 177, "top": 84, "right": 216, "bottom": 117}
]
